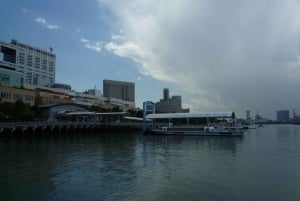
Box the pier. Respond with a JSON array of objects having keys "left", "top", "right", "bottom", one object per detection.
[{"left": 0, "top": 121, "right": 143, "bottom": 136}]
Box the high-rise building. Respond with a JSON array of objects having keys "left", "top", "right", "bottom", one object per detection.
[
  {"left": 155, "top": 88, "right": 189, "bottom": 113},
  {"left": 246, "top": 110, "right": 251, "bottom": 120},
  {"left": 276, "top": 110, "right": 290, "bottom": 122},
  {"left": 0, "top": 39, "right": 56, "bottom": 86},
  {"left": 103, "top": 79, "right": 135, "bottom": 102},
  {"left": 163, "top": 88, "right": 169, "bottom": 100}
]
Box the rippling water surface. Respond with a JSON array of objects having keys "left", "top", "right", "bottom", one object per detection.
[{"left": 1, "top": 125, "right": 300, "bottom": 201}]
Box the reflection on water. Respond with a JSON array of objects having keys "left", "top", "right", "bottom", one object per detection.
[
  {"left": 1, "top": 126, "right": 300, "bottom": 201},
  {"left": 277, "top": 125, "right": 291, "bottom": 136}
]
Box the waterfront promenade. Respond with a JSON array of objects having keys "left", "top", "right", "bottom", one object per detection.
[{"left": 0, "top": 121, "right": 142, "bottom": 135}]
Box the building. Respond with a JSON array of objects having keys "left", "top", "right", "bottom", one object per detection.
[
  {"left": 34, "top": 88, "right": 73, "bottom": 106},
  {"left": 103, "top": 79, "right": 135, "bottom": 102},
  {"left": 87, "top": 89, "right": 102, "bottom": 97},
  {"left": 277, "top": 110, "right": 290, "bottom": 122},
  {"left": 246, "top": 110, "right": 251, "bottom": 120},
  {"left": 0, "top": 86, "right": 35, "bottom": 106},
  {"left": 73, "top": 92, "right": 105, "bottom": 107},
  {"left": 155, "top": 88, "right": 189, "bottom": 113},
  {"left": 0, "top": 39, "right": 56, "bottom": 86},
  {"left": 52, "top": 83, "right": 72, "bottom": 91},
  {"left": 0, "top": 68, "right": 24, "bottom": 88},
  {"left": 163, "top": 88, "right": 170, "bottom": 100}
]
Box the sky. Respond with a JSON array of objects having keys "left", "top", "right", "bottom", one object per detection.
[{"left": 1, "top": 0, "right": 300, "bottom": 119}]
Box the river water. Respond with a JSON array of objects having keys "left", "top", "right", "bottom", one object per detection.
[{"left": 1, "top": 125, "right": 300, "bottom": 201}]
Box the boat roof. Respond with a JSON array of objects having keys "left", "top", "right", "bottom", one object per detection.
[{"left": 146, "top": 112, "right": 235, "bottom": 119}]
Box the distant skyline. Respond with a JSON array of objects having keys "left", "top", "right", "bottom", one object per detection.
[{"left": 1, "top": 0, "right": 300, "bottom": 119}]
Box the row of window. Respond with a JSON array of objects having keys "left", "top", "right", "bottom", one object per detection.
[
  {"left": 0, "top": 91, "right": 34, "bottom": 101},
  {"left": 17, "top": 46, "right": 55, "bottom": 58},
  {"left": 18, "top": 55, "right": 55, "bottom": 67},
  {"left": 0, "top": 74, "right": 10, "bottom": 82}
]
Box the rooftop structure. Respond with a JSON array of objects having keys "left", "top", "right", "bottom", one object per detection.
[{"left": 146, "top": 112, "right": 235, "bottom": 119}]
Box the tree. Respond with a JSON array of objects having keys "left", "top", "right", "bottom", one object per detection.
[
  {"left": 0, "top": 100, "right": 35, "bottom": 121},
  {"left": 0, "top": 112, "right": 6, "bottom": 121},
  {"left": 112, "top": 106, "right": 121, "bottom": 112},
  {"left": 0, "top": 102, "right": 14, "bottom": 120}
]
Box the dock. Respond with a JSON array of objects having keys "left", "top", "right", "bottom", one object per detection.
[{"left": 0, "top": 121, "right": 143, "bottom": 136}]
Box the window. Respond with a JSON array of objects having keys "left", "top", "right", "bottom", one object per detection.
[
  {"left": 0, "top": 74, "right": 10, "bottom": 83},
  {"left": 35, "top": 57, "right": 41, "bottom": 68},
  {"left": 27, "top": 55, "right": 33, "bottom": 67},
  {"left": 1, "top": 91, "right": 11, "bottom": 99},
  {"left": 14, "top": 93, "right": 23, "bottom": 100}
]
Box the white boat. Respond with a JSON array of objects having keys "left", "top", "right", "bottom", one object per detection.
[{"left": 144, "top": 112, "right": 243, "bottom": 136}]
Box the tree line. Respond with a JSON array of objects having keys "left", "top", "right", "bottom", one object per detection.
[{"left": 0, "top": 100, "right": 36, "bottom": 121}]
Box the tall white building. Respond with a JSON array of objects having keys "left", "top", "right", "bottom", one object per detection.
[{"left": 0, "top": 39, "right": 56, "bottom": 86}]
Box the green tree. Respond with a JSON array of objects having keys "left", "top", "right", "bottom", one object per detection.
[
  {"left": 14, "top": 100, "right": 36, "bottom": 120},
  {"left": 0, "top": 100, "right": 35, "bottom": 121},
  {"left": 127, "top": 109, "right": 137, "bottom": 116},
  {"left": 0, "top": 112, "right": 6, "bottom": 121},
  {"left": 0, "top": 102, "right": 14, "bottom": 120},
  {"left": 112, "top": 106, "right": 121, "bottom": 112}
]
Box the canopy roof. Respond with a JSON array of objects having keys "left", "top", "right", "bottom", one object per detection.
[
  {"left": 146, "top": 112, "right": 235, "bottom": 119},
  {"left": 62, "top": 111, "right": 128, "bottom": 116}
]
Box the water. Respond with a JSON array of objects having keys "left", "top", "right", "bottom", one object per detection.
[{"left": 1, "top": 125, "right": 300, "bottom": 201}]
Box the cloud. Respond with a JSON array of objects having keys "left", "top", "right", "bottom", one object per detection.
[
  {"left": 99, "top": 0, "right": 300, "bottom": 118},
  {"left": 80, "top": 38, "right": 103, "bottom": 52},
  {"left": 35, "top": 16, "right": 59, "bottom": 30}
]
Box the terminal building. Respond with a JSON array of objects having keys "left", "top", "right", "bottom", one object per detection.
[
  {"left": 155, "top": 88, "right": 189, "bottom": 113},
  {"left": 0, "top": 39, "right": 56, "bottom": 87}
]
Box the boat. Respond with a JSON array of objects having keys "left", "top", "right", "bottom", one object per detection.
[{"left": 144, "top": 112, "right": 243, "bottom": 136}]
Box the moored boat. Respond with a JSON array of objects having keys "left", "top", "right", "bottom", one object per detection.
[{"left": 144, "top": 112, "right": 243, "bottom": 136}]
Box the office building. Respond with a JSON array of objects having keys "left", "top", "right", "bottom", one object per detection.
[
  {"left": 103, "top": 79, "right": 135, "bottom": 102},
  {"left": 246, "top": 110, "right": 251, "bottom": 120},
  {"left": 163, "top": 88, "right": 170, "bottom": 100},
  {"left": 277, "top": 110, "right": 290, "bottom": 122},
  {"left": 0, "top": 39, "right": 56, "bottom": 86},
  {"left": 155, "top": 88, "right": 189, "bottom": 113}
]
